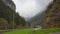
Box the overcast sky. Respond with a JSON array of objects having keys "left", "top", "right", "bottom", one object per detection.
[{"left": 12, "top": 0, "right": 53, "bottom": 19}]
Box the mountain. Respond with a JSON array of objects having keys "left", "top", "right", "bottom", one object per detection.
[
  {"left": 43, "top": 0, "right": 60, "bottom": 28},
  {"left": 28, "top": 11, "right": 45, "bottom": 27},
  {"left": 0, "top": 0, "right": 26, "bottom": 29},
  {"left": 3, "top": 0, "right": 16, "bottom": 10}
]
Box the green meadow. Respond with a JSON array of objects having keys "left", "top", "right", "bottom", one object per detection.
[
  {"left": 3, "top": 28, "right": 60, "bottom": 34},
  {"left": 4, "top": 29, "right": 33, "bottom": 34}
]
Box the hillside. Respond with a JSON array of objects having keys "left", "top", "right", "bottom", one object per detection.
[
  {"left": 0, "top": 0, "right": 26, "bottom": 29},
  {"left": 43, "top": 0, "right": 60, "bottom": 28},
  {"left": 28, "top": 11, "right": 45, "bottom": 27}
]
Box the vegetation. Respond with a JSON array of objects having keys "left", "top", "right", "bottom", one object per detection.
[
  {"left": 5, "top": 29, "right": 33, "bottom": 34},
  {"left": 0, "top": 0, "right": 60, "bottom": 34},
  {"left": 0, "top": 18, "right": 8, "bottom": 30},
  {"left": 0, "top": 0, "right": 26, "bottom": 29},
  {"left": 4, "top": 28, "right": 60, "bottom": 34},
  {"left": 29, "top": 28, "right": 60, "bottom": 34}
]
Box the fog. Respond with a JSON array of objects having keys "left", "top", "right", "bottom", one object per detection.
[{"left": 12, "top": 0, "right": 53, "bottom": 19}]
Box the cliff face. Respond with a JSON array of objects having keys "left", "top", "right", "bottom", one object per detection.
[
  {"left": 3, "top": 0, "right": 16, "bottom": 10},
  {"left": 44, "top": 0, "right": 60, "bottom": 28},
  {"left": 0, "top": 0, "right": 26, "bottom": 29}
]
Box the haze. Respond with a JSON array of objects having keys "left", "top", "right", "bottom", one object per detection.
[{"left": 12, "top": 0, "right": 53, "bottom": 19}]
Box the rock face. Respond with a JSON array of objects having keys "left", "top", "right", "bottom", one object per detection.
[
  {"left": 44, "top": 0, "right": 60, "bottom": 28},
  {"left": 3, "top": 0, "right": 16, "bottom": 10}
]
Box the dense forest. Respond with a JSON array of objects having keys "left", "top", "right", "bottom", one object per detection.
[{"left": 0, "top": 0, "right": 26, "bottom": 30}]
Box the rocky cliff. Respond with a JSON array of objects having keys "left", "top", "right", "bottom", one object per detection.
[
  {"left": 3, "top": 0, "right": 16, "bottom": 10},
  {"left": 44, "top": 0, "right": 60, "bottom": 28}
]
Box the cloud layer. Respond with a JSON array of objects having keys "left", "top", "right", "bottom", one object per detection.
[{"left": 12, "top": 0, "right": 53, "bottom": 18}]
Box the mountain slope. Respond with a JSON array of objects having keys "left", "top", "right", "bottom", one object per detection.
[
  {"left": 0, "top": 0, "right": 26, "bottom": 29},
  {"left": 44, "top": 0, "right": 60, "bottom": 28},
  {"left": 28, "top": 11, "right": 45, "bottom": 27}
]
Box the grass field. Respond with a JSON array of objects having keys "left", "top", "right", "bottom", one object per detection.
[
  {"left": 4, "top": 28, "right": 60, "bottom": 34},
  {"left": 30, "top": 28, "right": 60, "bottom": 34},
  {"left": 5, "top": 29, "right": 33, "bottom": 34}
]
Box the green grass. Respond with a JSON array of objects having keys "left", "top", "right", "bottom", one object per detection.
[
  {"left": 4, "top": 28, "right": 60, "bottom": 34},
  {"left": 29, "top": 28, "right": 60, "bottom": 34},
  {"left": 5, "top": 29, "right": 33, "bottom": 34},
  {"left": 0, "top": 30, "right": 8, "bottom": 32},
  {"left": 0, "top": 30, "right": 4, "bottom": 31}
]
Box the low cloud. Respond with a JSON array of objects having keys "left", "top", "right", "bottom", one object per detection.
[{"left": 12, "top": 0, "right": 53, "bottom": 18}]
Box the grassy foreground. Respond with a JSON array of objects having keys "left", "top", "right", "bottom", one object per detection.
[
  {"left": 4, "top": 28, "right": 60, "bottom": 34},
  {"left": 5, "top": 29, "right": 33, "bottom": 34},
  {"left": 29, "top": 28, "right": 60, "bottom": 34}
]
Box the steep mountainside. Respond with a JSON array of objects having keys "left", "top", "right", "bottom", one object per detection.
[
  {"left": 44, "top": 0, "right": 60, "bottom": 28},
  {"left": 3, "top": 0, "right": 16, "bottom": 10},
  {"left": 28, "top": 11, "right": 45, "bottom": 27},
  {"left": 0, "top": 0, "right": 26, "bottom": 29}
]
